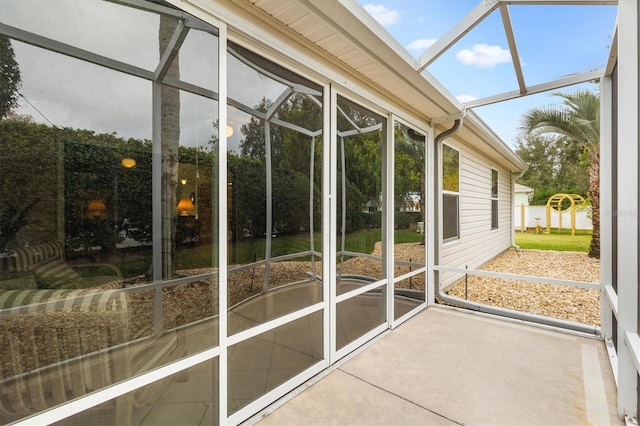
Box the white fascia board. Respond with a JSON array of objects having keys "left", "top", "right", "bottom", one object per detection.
[
  {"left": 314, "top": 0, "right": 462, "bottom": 116},
  {"left": 463, "top": 68, "right": 604, "bottom": 108},
  {"left": 334, "top": 0, "right": 464, "bottom": 113},
  {"left": 416, "top": 0, "right": 501, "bottom": 72},
  {"left": 335, "top": 0, "right": 417, "bottom": 67}
]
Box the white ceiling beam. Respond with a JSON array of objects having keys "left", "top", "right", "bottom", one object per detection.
[
  {"left": 416, "top": 0, "right": 501, "bottom": 72},
  {"left": 155, "top": 20, "right": 189, "bottom": 82},
  {"left": 499, "top": 4, "right": 526, "bottom": 94},
  {"left": 500, "top": 0, "right": 616, "bottom": 4},
  {"left": 416, "top": 0, "right": 616, "bottom": 74},
  {"left": 106, "top": 0, "right": 186, "bottom": 17},
  {"left": 0, "top": 22, "right": 154, "bottom": 81},
  {"left": 463, "top": 68, "right": 604, "bottom": 108}
]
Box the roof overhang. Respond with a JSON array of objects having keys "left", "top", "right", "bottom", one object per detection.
[
  {"left": 240, "top": 0, "right": 464, "bottom": 120},
  {"left": 179, "top": 0, "right": 620, "bottom": 171}
]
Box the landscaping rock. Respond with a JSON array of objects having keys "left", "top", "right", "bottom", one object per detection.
[{"left": 446, "top": 249, "right": 600, "bottom": 326}]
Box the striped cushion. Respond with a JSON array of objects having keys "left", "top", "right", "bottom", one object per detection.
[
  {"left": 0, "top": 288, "right": 78, "bottom": 311},
  {"left": 0, "top": 286, "right": 127, "bottom": 314},
  {"left": 0, "top": 287, "right": 130, "bottom": 378},
  {"left": 33, "top": 258, "right": 83, "bottom": 289},
  {"left": 9, "top": 241, "right": 65, "bottom": 272}
]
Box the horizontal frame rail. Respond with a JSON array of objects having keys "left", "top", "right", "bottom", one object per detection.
[
  {"left": 435, "top": 265, "right": 600, "bottom": 289},
  {"left": 434, "top": 264, "right": 601, "bottom": 335},
  {"left": 604, "top": 284, "right": 619, "bottom": 319}
]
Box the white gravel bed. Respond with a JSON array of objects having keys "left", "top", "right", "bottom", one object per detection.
[
  {"left": 176, "top": 245, "right": 601, "bottom": 327},
  {"left": 446, "top": 249, "right": 600, "bottom": 326}
]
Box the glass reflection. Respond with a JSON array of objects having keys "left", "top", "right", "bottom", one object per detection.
[
  {"left": 393, "top": 122, "right": 426, "bottom": 318},
  {"left": 228, "top": 311, "right": 322, "bottom": 415},
  {"left": 336, "top": 96, "right": 385, "bottom": 295},
  {"left": 53, "top": 357, "right": 219, "bottom": 426},
  {"left": 0, "top": 0, "right": 162, "bottom": 71},
  {"left": 175, "top": 29, "right": 220, "bottom": 93},
  {"left": 393, "top": 276, "right": 424, "bottom": 320},
  {"left": 226, "top": 45, "right": 323, "bottom": 335},
  {"left": 336, "top": 285, "right": 386, "bottom": 350},
  {"left": 0, "top": 2, "right": 220, "bottom": 422}
]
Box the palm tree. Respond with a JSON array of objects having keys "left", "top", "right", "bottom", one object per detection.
[{"left": 520, "top": 89, "right": 600, "bottom": 258}]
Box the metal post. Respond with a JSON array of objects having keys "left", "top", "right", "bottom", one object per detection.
[{"left": 465, "top": 264, "right": 468, "bottom": 300}]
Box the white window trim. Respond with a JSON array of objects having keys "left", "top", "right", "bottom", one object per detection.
[{"left": 491, "top": 168, "right": 499, "bottom": 230}]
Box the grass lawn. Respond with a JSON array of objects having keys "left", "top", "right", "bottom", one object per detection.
[
  {"left": 515, "top": 229, "right": 592, "bottom": 252},
  {"left": 117, "top": 227, "right": 588, "bottom": 279},
  {"left": 342, "top": 228, "right": 421, "bottom": 253},
  {"left": 172, "top": 228, "right": 422, "bottom": 270}
]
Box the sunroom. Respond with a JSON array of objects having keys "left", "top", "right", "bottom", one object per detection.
[{"left": 0, "top": 0, "right": 637, "bottom": 425}]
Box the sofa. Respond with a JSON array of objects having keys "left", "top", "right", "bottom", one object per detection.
[
  {"left": 0, "top": 269, "right": 181, "bottom": 424},
  {"left": 0, "top": 241, "right": 123, "bottom": 292}
]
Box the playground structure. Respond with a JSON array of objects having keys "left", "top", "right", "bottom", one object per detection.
[{"left": 545, "top": 193, "right": 587, "bottom": 235}]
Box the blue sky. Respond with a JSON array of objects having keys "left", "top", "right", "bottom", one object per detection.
[{"left": 356, "top": 1, "right": 617, "bottom": 147}]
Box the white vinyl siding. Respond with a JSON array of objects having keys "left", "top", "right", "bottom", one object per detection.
[{"left": 440, "top": 140, "right": 513, "bottom": 289}]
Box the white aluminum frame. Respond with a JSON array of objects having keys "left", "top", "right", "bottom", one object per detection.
[
  {"left": 419, "top": 0, "right": 635, "bottom": 420},
  {"left": 417, "top": 0, "right": 616, "bottom": 110},
  {"left": 1, "top": 7, "right": 226, "bottom": 424},
  {"left": 600, "top": 68, "right": 614, "bottom": 348},
  {"left": 425, "top": 126, "right": 437, "bottom": 307},
  {"left": 330, "top": 90, "right": 391, "bottom": 363},
  {"left": 11, "top": 0, "right": 633, "bottom": 423},
  {"left": 385, "top": 113, "right": 395, "bottom": 327},
  {"left": 615, "top": 0, "right": 639, "bottom": 421},
  {"left": 390, "top": 116, "right": 431, "bottom": 328},
  {"left": 217, "top": 21, "right": 229, "bottom": 423}
]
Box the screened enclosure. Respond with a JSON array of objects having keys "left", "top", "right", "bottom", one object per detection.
[{"left": 0, "top": 1, "right": 430, "bottom": 424}]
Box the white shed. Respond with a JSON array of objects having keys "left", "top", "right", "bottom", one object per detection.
[{"left": 513, "top": 183, "right": 534, "bottom": 230}]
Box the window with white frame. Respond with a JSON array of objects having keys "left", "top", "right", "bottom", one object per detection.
[
  {"left": 442, "top": 143, "right": 459, "bottom": 241},
  {"left": 491, "top": 169, "right": 498, "bottom": 230}
]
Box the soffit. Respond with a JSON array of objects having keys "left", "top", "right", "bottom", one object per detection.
[
  {"left": 245, "top": 0, "right": 527, "bottom": 170},
  {"left": 196, "top": 0, "right": 524, "bottom": 170},
  {"left": 246, "top": 0, "right": 462, "bottom": 122}
]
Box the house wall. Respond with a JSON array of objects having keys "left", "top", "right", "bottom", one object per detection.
[{"left": 440, "top": 138, "right": 513, "bottom": 289}]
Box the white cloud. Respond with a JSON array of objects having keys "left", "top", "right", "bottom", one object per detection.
[
  {"left": 456, "top": 94, "right": 479, "bottom": 104},
  {"left": 406, "top": 38, "right": 437, "bottom": 52},
  {"left": 363, "top": 4, "right": 399, "bottom": 27},
  {"left": 455, "top": 44, "right": 511, "bottom": 68}
]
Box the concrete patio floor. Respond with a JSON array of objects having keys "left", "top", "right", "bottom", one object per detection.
[{"left": 248, "top": 306, "right": 621, "bottom": 426}]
